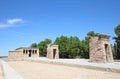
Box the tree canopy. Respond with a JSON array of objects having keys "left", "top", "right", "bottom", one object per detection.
[
  {"left": 87, "top": 31, "right": 98, "bottom": 37},
  {"left": 113, "top": 24, "right": 120, "bottom": 59},
  {"left": 30, "top": 43, "right": 37, "bottom": 48},
  {"left": 115, "top": 24, "right": 120, "bottom": 36},
  {"left": 37, "top": 39, "right": 51, "bottom": 56},
  {"left": 54, "top": 36, "right": 69, "bottom": 58}
]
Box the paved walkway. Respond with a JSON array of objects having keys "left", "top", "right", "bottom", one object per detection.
[
  {"left": 1, "top": 57, "right": 120, "bottom": 79},
  {"left": 7, "top": 61, "right": 120, "bottom": 79},
  {"left": 24, "top": 57, "right": 120, "bottom": 73},
  {"left": 1, "top": 60, "right": 24, "bottom": 79},
  {"left": 0, "top": 60, "right": 5, "bottom": 79},
  {"left": 3, "top": 57, "right": 120, "bottom": 72}
]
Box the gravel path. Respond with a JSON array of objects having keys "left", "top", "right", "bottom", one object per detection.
[{"left": 7, "top": 61, "right": 120, "bottom": 79}]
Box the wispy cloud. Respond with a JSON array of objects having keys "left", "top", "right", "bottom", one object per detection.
[
  {"left": 7, "top": 18, "right": 23, "bottom": 24},
  {"left": 0, "top": 18, "right": 24, "bottom": 28}
]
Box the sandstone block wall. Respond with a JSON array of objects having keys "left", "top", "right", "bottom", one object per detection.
[{"left": 9, "top": 51, "right": 22, "bottom": 57}]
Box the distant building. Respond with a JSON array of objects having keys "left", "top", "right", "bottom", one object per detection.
[
  {"left": 89, "top": 34, "right": 114, "bottom": 63},
  {"left": 47, "top": 44, "right": 59, "bottom": 59},
  {"left": 9, "top": 47, "right": 39, "bottom": 57}
]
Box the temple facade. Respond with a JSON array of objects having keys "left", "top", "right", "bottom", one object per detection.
[
  {"left": 89, "top": 34, "right": 114, "bottom": 63},
  {"left": 9, "top": 47, "right": 39, "bottom": 57}
]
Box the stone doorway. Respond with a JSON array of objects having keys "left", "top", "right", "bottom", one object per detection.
[
  {"left": 29, "top": 50, "right": 32, "bottom": 57},
  {"left": 53, "top": 49, "right": 56, "bottom": 59},
  {"left": 104, "top": 44, "right": 109, "bottom": 62}
]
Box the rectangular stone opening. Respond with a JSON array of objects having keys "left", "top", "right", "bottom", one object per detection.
[
  {"left": 104, "top": 44, "right": 109, "bottom": 62},
  {"left": 23, "top": 50, "right": 25, "bottom": 54},
  {"left": 53, "top": 49, "right": 56, "bottom": 59},
  {"left": 29, "top": 50, "right": 32, "bottom": 57}
]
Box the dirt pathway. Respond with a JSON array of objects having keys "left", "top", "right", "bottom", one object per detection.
[{"left": 7, "top": 61, "right": 120, "bottom": 79}]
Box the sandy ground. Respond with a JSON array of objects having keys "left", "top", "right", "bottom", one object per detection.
[{"left": 6, "top": 61, "right": 120, "bottom": 79}]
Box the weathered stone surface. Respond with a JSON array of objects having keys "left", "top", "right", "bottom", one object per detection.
[
  {"left": 89, "top": 34, "right": 114, "bottom": 63},
  {"left": 47, "top": 44, "right": 59, "bottom": 59},
  {"left": 9, "top": 47, "right": 39, "bottom": 58}
]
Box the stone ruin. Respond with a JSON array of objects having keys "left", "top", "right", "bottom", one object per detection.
[
  {"left": 89, "top": 34, "right": 114, "bottom": 63},
  {"left": 47, "top": 44, "right": 59, "bottom": 59}
]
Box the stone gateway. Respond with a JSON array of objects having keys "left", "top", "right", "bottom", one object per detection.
[
  {"left": 89, "top": 34, "right": 114, "bottom": 63},
  {"left": 9, "top": 47, "right": 39, "bottom": 58},
  {"left": 47, "top": 44, "right": 59, "bottom": 59}
]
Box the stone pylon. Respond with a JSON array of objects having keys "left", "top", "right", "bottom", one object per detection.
[
  {"left": 89, "top": 34, "right": 114, "bottom": 63},
  {"left": 47, "top": 44, "right": 59, "bottom": 59}
]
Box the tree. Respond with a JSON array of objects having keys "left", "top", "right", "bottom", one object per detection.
[
  {"left": 68, "top": 36, "right": 81, "bottom": 58},
  {"left": 54, "top": 36, "right": 69, "bottom": 58},
  {"left": 30, "top": 43, "right": 37, "bottom": 48},
  {"left": 80, "top": 40, "right": 89, "bottom": 58},
  {"left": 115, "top": 24, "right": 120, "bottom": 36},
  {"left": 54, "top": 36, "right": 81, "bottom": 58},
  {"left": 112, "top": 44, "right": 117, "bottom": 59},
  {"left": 114, "top": 24, "right": 120, "bottom": 59},
  {"left": 38, "top": 39, "right": 52, "bottom": 56},
  {"left": 87, "top": 31, "right": 98, "bottom": 37}
]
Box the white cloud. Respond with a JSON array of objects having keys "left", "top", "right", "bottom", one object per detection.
[
  {"left": 0, "top": 18, "right": 24, "bottom": 28},
  {"left": 7, "top": 18, "right": 23, "bottom": 24}
]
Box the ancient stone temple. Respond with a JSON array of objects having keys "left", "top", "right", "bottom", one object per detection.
[
  {"left": 9, "top": 47, "right": 39, "bottom": 57},
  {"left": 89, "top": 34, "right": 114, "bottom": 63},
  {"left": 47, "top": 44, "right": 59, "bottom": 59}
]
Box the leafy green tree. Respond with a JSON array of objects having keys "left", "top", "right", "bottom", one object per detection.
[
  {"left": 112, "top": 44, "right": 117, "bottom": 59},
  {"left": 30, "top": 43, "right": 37, "bottom": 48},
  {"left": 114, "top": 24, "right": 120, "bottom": 59},
  {"left": 115, "top": 24, "right": 120, "bottom": 36},
  {"left": 54, "top": 36, "right": 81, "bottom": 58},
  {"left": 80, "top": 40, "right": 89, "bottom": 58},
  {"left": 68, "top": 36, "right": 81, "bottom": 58},
  {"left": 38, "top": 39, "right": 51, "bottom": 56},
  {"left": 87, "top": 31, "right": 98, "bottom": 37},
  {"left": 54, "top": 36, "right": 69, "bottom": 58}
]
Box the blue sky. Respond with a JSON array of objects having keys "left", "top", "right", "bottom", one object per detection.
[{"left": 0, "top": 0, "right": 120, "bottom": 56}]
